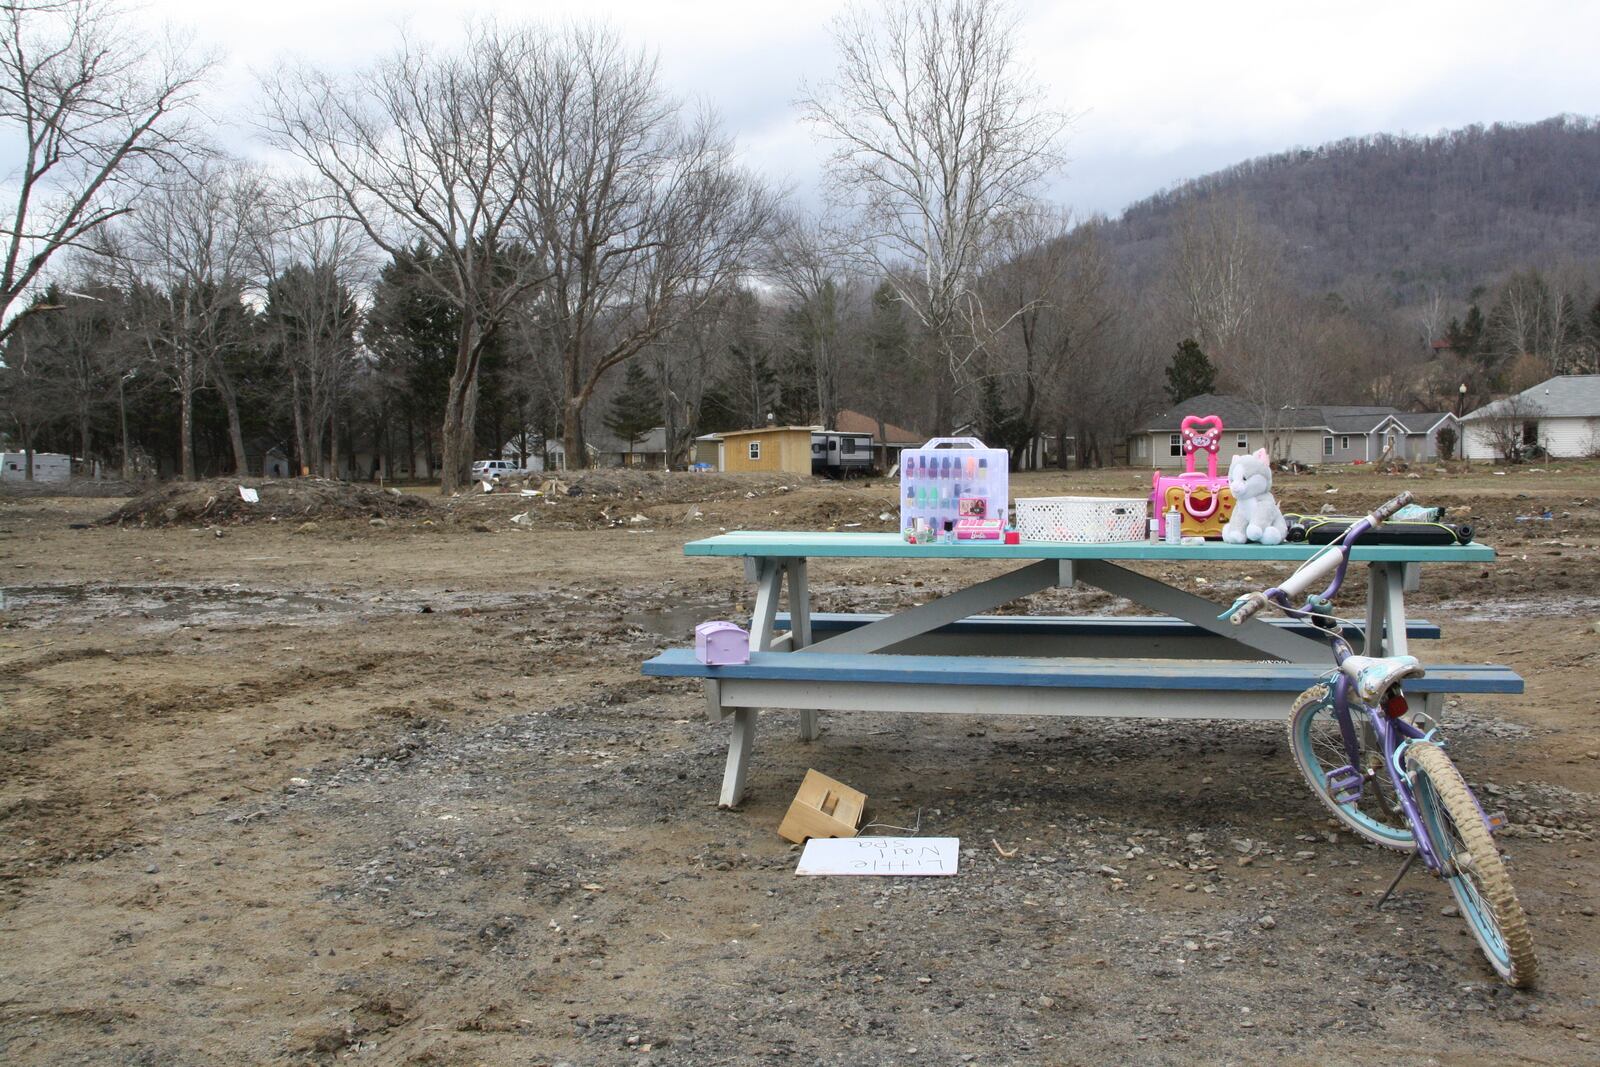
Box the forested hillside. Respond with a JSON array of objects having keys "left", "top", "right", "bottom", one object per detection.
[{"left": 1107, "top": 116, "right": 1600, "bottom": 302}]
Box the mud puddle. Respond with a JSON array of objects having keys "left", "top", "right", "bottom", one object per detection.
[
  {"left": 1435, "top": 593, "right": 1600, "bottom": 621},
  {"left": 0, "top": 582, "right": 550, "bottom": 632}
]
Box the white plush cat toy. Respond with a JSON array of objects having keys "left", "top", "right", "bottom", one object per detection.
[{"left": 1222, "top": 448, "right": 1288, "bottom": 545}]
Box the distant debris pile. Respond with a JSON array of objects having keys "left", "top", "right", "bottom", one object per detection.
[{"left": 101, "top": 478, "right": 431, "bottom": 527}]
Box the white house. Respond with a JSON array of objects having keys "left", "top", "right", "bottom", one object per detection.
[{"left": 1461, "top": 375, "right": 1600, "bottom": 460}]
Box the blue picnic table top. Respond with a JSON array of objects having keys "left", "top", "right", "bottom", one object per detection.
[{"left": 683, "top": 531, "right": 1495, "bottom": 564}]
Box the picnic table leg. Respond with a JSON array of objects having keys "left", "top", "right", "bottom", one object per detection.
[
  {"left": 1363, "top": 563, "right": 1410, "bottom": 656},
  {"left": 720, "top": 708, "right": 758, "bottom": 808},
  {"left": 718, "top": 558, "right": 785, "bottom": 807},
  {"left": 787, "top": 559, "right": 820, "bottom": 742},
  {"left": 1382, "top": 562, "right": 1410, "bottom": 656}
]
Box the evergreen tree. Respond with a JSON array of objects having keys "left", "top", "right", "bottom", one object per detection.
[
  {"left": 773, "top": 302, "right": 820, "bottom": 425},
  {"left": 1164, "top": 339, "right": 1216, "bottom": 405},
  {"left": 1588, "top": 293, "right": 1600, "bottom": 363},
  {"left": 1447, "top": 304, "right": 1485, "bottom": 357},
  {"left": 603, "top": 360, "right": 660, "bottom": 457},
  {"left": 702, "top": 289, "right": 776, "bottom": 431},
  {"left": 975, "top": 376, "right": 1029, "bottom": 468},
  {"left": 365, "top": 245, "right": 459, "bottom": 474}
]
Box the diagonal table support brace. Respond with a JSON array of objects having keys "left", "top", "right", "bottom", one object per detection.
[
  {"left": 1074, "top": 559, "right": 1329, "bottom": 663},
  {"left": 800, "top": 559, "right": 1067, "bottom": 656}
]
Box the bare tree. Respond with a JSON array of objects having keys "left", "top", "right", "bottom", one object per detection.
[
  {"left": 115, "top": 161, "right": 260, "bottom": 479},
  {"left": 252, "top": 178, "right": 368, "bottom": 478},
  {"left": 1167, "top": 197, "right": 1280, "bottom": 361},
  {"left": 1416, "top": 284, "right": 1449, "bottom": 351},
  {"left": 1479, "top": 391, "right": 1536, "bottom": 463},
  {"left": 984, "top": 207, "right": 1113, "bottom": 467},
  {"left": 801, "top": 0, "right": 1069, "bottom": 433},
  {"left": 0, "top": 295, "right": 54, "bottom": 476},
  {"left": 509, "top": 25, "right": 777, "bottom": 468},
  {"left": 1165, "top": 197, "right": 1324, "bottom": 453},
  {"left": 0, "top": 0, "right": 209, "bottom": 340},
  {"left": 766, "top": 215, "right": 854, "bottom": 430},
  {"left": 34, "top": 276, "right": 122, "bottom": 472},
  {"left": 648, "top": 291, "right": 741, "bottom": 469},
  {"left": 261, "top": 26, "right": 543, "bottom": 493}
]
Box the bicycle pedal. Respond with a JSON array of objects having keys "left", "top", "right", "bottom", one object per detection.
[{"left": 1326, "top": 766, "right": 1363, "bottom": 805}]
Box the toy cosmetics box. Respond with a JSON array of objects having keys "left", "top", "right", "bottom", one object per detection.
[
  {"left": 1152, "top": 414, "right": 1236, "bottom": 539},
  {"left": 900, "top": 437, "right": 1009, "bottom": 537}
]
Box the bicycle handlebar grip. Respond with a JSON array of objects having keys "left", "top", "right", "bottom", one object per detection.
[
  {"left": 1370, "top": 491, "right": 1415, "bottom": 524},
  {"left": 1229, "top": 592, "right": 1268, "bottom": 625}
]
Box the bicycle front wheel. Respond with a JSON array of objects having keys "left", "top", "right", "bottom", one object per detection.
[
  {"left": 1406, "top": 741, "right": 1537, "bottom": 987},
  {"left": 1287, "top": 684, "right": 1414, "bottom": 850}
]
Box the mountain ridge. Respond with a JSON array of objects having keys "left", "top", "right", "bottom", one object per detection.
[{"left": 1100, "top": 114, "right": 1600, "bottom": 303}]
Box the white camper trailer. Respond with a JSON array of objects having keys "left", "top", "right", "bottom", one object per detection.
[
  {"left": 1, "top": 452, "right": 70, "bottom": 483},
  {"left": 810, "top": 432, "right": 874, "bottom": 477}
]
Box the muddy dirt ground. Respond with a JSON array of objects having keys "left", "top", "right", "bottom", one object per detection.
[{"left": 1, "top": 465, "right": 1597, "bottom": 1066}]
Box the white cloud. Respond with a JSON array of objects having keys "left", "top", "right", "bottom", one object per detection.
[{"left": 141, "top": 0, "right": 1600, "bottom": 216}]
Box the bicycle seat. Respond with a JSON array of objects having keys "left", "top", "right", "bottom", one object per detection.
[{"left": 1339, "top": 654, "right": 1425, "bottom": 704}]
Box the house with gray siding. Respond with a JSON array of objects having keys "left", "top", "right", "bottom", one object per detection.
[
  {"left": 1130, "top": 394, "right": 1458, "bottom": 468},
  {"left": 1461, "top": 375, "right": 1600, "bottom": 460}
]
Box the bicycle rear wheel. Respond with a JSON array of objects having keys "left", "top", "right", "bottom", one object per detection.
[
  {"left": 1406, "top": 741, "right": 1537, "bottom": 987},
  {"left": 1287, "top": 685, "right": 1414, "bottom": 849}
]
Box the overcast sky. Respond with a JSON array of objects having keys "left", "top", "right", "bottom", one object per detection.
[{"left": 154, "top": 0, "right": 1600, "bottom": 218}]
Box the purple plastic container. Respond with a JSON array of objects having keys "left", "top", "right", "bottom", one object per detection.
[{"left": 695, "top": 620, "right": 750, "bottom": 665}]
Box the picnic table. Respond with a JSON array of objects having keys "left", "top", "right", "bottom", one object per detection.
[{"left": 643, "top": 532, "right": 1523, "bottom": 807}]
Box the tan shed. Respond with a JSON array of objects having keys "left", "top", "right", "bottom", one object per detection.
[{"left": 715, "top": 426, "right": 816, "bottom": 476}]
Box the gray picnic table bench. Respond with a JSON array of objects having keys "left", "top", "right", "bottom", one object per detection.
[{"left": 642, "top": 532, "right": 1522, "bottom": 807}]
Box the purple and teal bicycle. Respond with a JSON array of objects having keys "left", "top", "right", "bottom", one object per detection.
[{"left": 1223, "top": 491, "right": 1537, "bottom": 987}]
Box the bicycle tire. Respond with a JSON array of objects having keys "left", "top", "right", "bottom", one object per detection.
[
  {"left": 1406, "top": 741, "right": 1537, "bottom": 987},
  {"left": 1286, "top": 684, "right": 1415, "bottom": 850}
]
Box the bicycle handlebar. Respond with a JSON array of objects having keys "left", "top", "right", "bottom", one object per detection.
[
  {"left": 1225, "top": 490, "right": 1418, "bottom": 626},
  {"left": 1369, "top": 490, "right": 1415, "bottom": 525}
]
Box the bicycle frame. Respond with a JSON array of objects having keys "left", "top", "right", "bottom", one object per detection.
[{"left": 1258, "top": 506, "right": 1454, "bottom": 874}]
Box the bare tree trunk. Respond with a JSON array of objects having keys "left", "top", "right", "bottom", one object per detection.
[
  {"left": 330, "top": 405, "right": 342, "bottom": 479},
  {"left": 179, "top": 357, "right": 196, "bottom": 481},
  {"left": 214, "top": 373, "right": 248, "bottom": 475},
  {"left": 404, "top": 414, "right": 414, "bottom": 480},
  {"left": 440, "top": 319, "right": 481, "bottom": 493},
  {"left": 307, "top": 411, "right": 327, "bottom": 478},
  {"left": 289, "top": 366, "right": 309, "bottom": 477},
  {"left": 119, "top": 379, "right": 132, "bottom": 480}
]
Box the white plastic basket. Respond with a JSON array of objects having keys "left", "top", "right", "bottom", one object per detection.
[{"left": 1015, "top": 496, "right": 1149, "bottom": 544}]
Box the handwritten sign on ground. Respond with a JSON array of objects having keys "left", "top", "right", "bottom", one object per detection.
[{"left": 795, "top": 836, "right": 960, "bottom": 877}]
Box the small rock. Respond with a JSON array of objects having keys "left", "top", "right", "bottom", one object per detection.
[
  {"left": 295, "top": 521, "right": 319, "bottom": 533},
  {"left": 1441, "top": 905, "right": 1459, "bottom": 917},
  {"left": 1258, "top": 915, "right": 1277, "bottom": 930},
  {"left": 369, "top": 517, "right": 388, "bottom": 528},
  {"left": 144, "top": 863, "right": 158, "bottom": 874}
]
